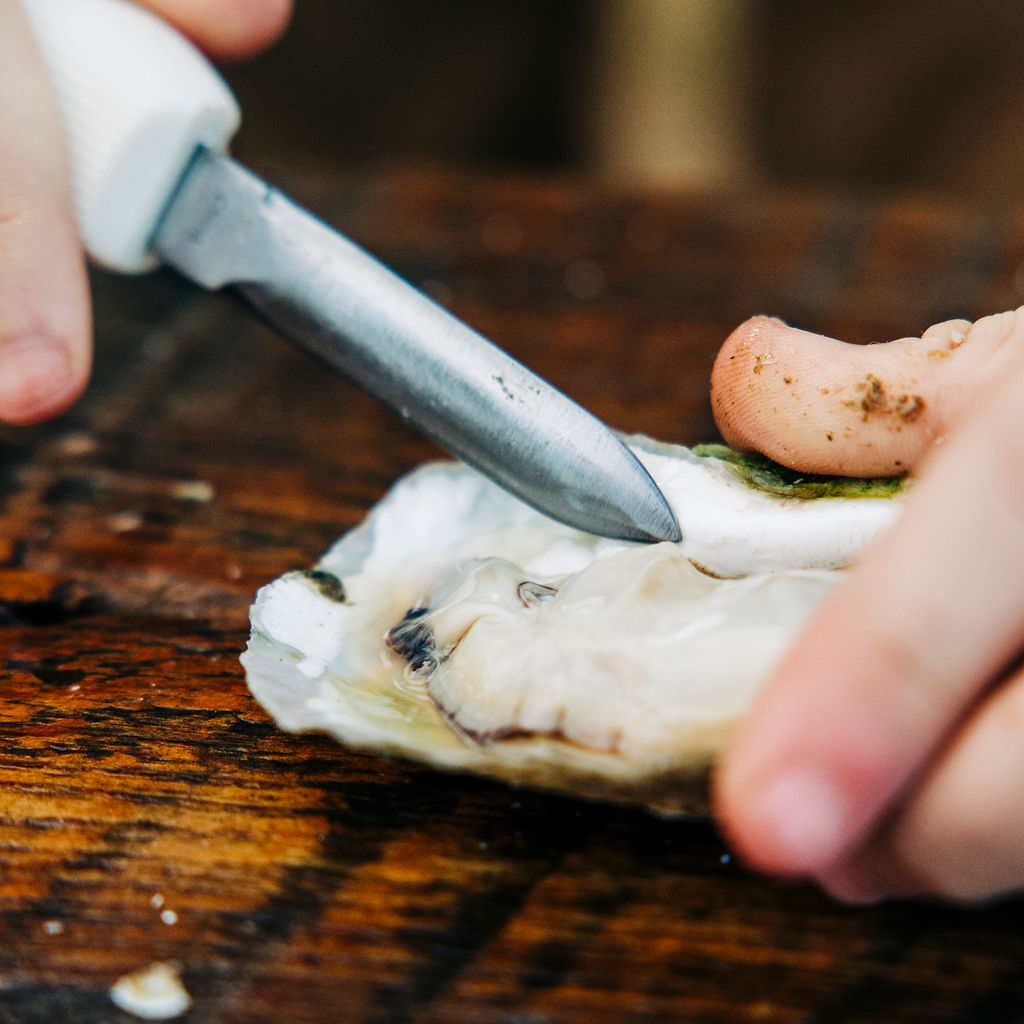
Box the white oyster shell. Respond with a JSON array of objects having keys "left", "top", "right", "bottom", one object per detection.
[{"left": 242, "top": 437, "right": 905, "bottom": 815}]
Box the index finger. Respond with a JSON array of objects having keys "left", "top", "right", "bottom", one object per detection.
[{"left": 713, "top": 318, "right": 1024, "bottom": 877}]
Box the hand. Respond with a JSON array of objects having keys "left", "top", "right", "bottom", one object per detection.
[
  {"left": 712, "top": 311, "right": 1024, "bottom": 903},
  {"left": 0, "top": 0, "right": 291, "bottom": 425}
]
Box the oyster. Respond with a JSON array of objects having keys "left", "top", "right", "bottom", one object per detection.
[{"left": 242, "top": 437, "right": 905, "bottom": 815}]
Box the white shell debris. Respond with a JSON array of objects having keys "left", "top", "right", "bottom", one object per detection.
[
  {"left": 109, "top": 962, "right": 192, "bottom": 1021},
  {"left": 243, "top": 437, "right": 905, "bottom": 815}
]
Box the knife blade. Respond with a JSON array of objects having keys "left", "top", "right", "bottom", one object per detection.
[{"left": 23, "top": 0, "right": 681, "bottom": 543}]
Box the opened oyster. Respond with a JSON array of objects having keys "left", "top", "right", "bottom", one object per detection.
[{"left": 242, "top": 437, "right": 905, "bottom": 815}]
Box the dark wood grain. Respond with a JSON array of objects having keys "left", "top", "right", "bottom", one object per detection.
[{"left": 4, "top": 169, "right": 1024, "bottom": 1023}]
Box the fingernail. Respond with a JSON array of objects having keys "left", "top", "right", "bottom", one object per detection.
[
  {"left": 0, "top": 332, "right": 75, "bottom": 422},
  {"left": 754, "top": 769, "right": 850, "bottom": 874}
]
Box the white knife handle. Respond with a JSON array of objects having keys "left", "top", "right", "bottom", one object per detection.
[{"left": 20, "top": 0, "right": 240, "bottom": 272}]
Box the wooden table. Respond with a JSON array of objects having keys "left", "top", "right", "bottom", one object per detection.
[{"left": 3, "top": 167, "right": 1024, "bottom": 1023}]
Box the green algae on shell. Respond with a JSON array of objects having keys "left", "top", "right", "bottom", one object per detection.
[{"left": 692, "top": 443, "right": 906, "bottom": 500}]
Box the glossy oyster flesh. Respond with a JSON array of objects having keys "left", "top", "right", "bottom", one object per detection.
[{"left": 242, "top": 437, "right": 905, "bottom": 815}]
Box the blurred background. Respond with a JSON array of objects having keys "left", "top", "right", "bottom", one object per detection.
[{"left": 222, "top": 0, "right": 1024, "bottom": 202}]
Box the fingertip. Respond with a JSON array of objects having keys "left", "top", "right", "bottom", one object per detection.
[
  {"left": 710, "top": 315, "right": 782, "bottom": 446},
  {"left": 140, "top": 0, "right": 293, "bottom": 62},
  {"left": 0, "top": 329, "right": 90, "bottom": 425},
  {"left": 711, "top": 623, "right": 893, "bottom": 880},
  {"left": 713, "top": 753, "right": 853, "bottom": 878},
  {"left": 205, "top": 0, "right": 293, "bottom": 61},
  {"left": 711, "top": 760, "right": 775, "bottom": 876},
  {"left": 710, "top": 315, "right": 819, "bottom": 466}
]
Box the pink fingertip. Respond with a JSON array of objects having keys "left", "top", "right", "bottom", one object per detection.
[
  {"left": 747, "top": 770, "right": 852, "bottom": 876},
  {"left": 0, "top": 332, "right": 78, "bottom": 424}
]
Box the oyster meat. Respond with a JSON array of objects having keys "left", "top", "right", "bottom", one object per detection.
[{"left": 242, "top": 437, "right": 906, "bottom": 815}]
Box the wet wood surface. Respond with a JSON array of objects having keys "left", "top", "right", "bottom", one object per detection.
[{"left": 4, "top": 167, "right": 1024, "bottom": 1023}]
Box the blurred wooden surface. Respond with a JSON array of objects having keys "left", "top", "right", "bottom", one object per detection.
[
  {"left": 224, "top": 0, "right": 1024, "bottom": 200},
  {"left": 3, "top": 167, "right": 1024, "bottom": 1023}
]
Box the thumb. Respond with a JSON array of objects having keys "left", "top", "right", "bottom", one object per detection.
[{"left": 0, "top": 0, "right": 91, "bottom": 425}]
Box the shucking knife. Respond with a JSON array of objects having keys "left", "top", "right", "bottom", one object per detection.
[{"left": 22, "top": 0, "right": 680, "bottom": 543}]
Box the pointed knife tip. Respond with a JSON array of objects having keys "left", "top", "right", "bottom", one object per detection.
[{"left": 622, "top": 492, "right": 681, "bottom": 544}]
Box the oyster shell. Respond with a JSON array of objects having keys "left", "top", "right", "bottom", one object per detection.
[{"left": 242, "top": 437, "right": 905, "bottom": 815}]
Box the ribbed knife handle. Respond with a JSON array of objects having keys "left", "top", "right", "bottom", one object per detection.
[{"left": 21, "top": 0, "right": 240, "bottom": 272}]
